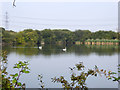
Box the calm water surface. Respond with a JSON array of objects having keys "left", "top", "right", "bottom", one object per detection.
[{"left": 3, "top": 45, "right": 119, "bottom": 88}]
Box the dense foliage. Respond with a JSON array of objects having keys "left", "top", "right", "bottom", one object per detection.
[
  {"left": 1, "top": 28, "right": 16, "bottom": 45},
  {"left": 51, "top": 62, "right": 118, "bottom": 89},
  {"left": 1, "top": 27, "right": 119, "bottom": 45},
  {"left": 1, "top": 51, "right": 30, "bottom": 89}
]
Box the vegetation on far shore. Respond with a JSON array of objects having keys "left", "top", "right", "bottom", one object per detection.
[{"left": 1, "top": 27, "right": 119, "bottom": 46}]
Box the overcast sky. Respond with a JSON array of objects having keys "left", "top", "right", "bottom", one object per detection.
[
  {"left": 0, "top": 1, "right": 118, "bottom": 32},
  {"left": 0, "top": 0, "right": 119, "bottom": 2}
]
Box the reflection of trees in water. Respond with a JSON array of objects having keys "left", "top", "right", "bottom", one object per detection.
[
  {"left": 73, "top": 45, "right": 91, "bottom": 56},
  {"left": 3, "top": 46, "right": 39, "bottom": 56},
  {"left": 85, "top": 45, "right": 119, "bottom": 56},
  {"left": 2, "top": 45, "right": 119, "bottom": 56}
]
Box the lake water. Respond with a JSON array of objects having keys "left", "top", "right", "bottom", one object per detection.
[{"left": 3, "top": 45, "right": 119, "bottom": 88}]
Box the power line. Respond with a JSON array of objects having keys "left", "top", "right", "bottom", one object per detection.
[
  {"left": 9, "top": 21, "right": 117, "bottom": 27},
  {"left": 2, "top": 19, "right": 117, "bottom": 28},
  {"left": 0, "top": 14, "right": 117, "bottom": 22},
  {"left": 0, "top": 14, "right": 117, "bottom": 31}
]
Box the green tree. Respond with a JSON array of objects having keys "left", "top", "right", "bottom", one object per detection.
[
  {"left": 74, "top": 30, "right": 92, "bottom": 42},
  {"left": 16, "top": 29, "right": 39, "bottom": 45}
]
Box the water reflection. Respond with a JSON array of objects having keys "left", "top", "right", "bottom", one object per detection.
[
  {"left": 3, "top": 45, "right": 120, "bottom": 56},
  {"left": 3, "top": 44, "right": 119, "bottom": 88}
]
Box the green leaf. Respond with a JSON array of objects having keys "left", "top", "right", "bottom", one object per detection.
[
  {"left": 21, "top": 69, "right": 26, "bottom": 73},
  {"left": 25, "top": 71, "right": 30, "bottom": 73},
  {"left": 17, "top": 64, "right": 20, "bottom": 68},
  {"left": 10, "top": 74, "right": 14, "bottom": 77},
  {"left": 110, "top": 72, "right": 117, "bottom": 74},
  {"left": 13, "top": 66, "right": 17, "bottom": 68},
  {"left": 14, "top": 73, "right": 18, "bottom": 77},
  {"left": 12, "top": 79, "right": 17, "bottom": 83},
  {"left": 17, "top": 82, "right": 22, "bottom": 86}
]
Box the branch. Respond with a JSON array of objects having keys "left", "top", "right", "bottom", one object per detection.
[
  {"left": 13, "top": 0, "right": 16, "bottom": 7},
  {"left": 15, "top": 66, "right": 23, "bottom": 87}
]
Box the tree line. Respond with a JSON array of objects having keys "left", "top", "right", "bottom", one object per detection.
[{"left": 1, "top": 27, "right": 119, "bottom": 45}]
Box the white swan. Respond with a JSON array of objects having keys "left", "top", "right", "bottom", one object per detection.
[
  {"left": 62, "top": 47, "right": 66, "bottom": 52},
  {"left": 39, "top": 46, "right": 42, "bottom": 50}
]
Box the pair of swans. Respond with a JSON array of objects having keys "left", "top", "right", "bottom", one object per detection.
[{"left": 39, "top": 46, "right": 67, "bottom": 51}]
